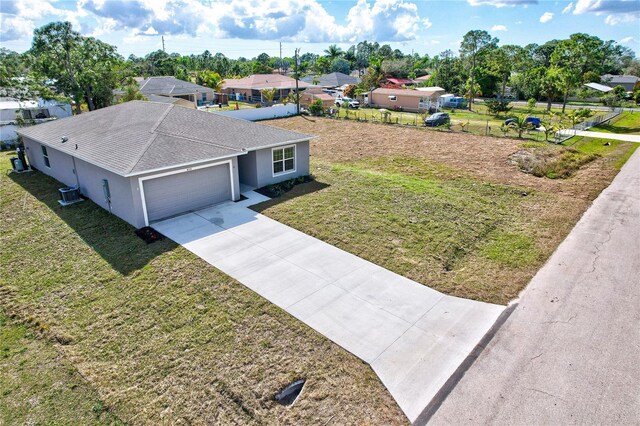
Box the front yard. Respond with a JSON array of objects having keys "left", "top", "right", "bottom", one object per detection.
[
  {"left": 0, "top": 153, "right": 405, "bottom": 425},
  {"left": 261, "top": 116, "right": 637, "bottom": 304}
]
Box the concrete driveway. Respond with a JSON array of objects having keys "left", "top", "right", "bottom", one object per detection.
[{"left": 153, "top": 192, "right": 504, "bottom": 422}]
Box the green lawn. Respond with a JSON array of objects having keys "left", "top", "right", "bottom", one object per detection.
[
  {"left": 0, "top": 153, "right": 405, "bottom": 424},
  {"left": 589, "top": 111, "right": 640, "bottom": 135},
  {"left": 0, "top": 312, "right": 123, "bottom": 425}
]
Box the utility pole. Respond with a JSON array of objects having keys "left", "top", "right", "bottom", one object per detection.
[
  {"left": 162, "top": 36, "right": 165, "bottom": 52},
  {"left": 279, "top": 42, "right": 283, "bottom": 75},
  {"left": 294, "top": 48, "right": 300, "bottom": 115}
]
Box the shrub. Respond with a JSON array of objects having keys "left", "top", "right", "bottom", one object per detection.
[
  {"left": 308, "top": 99, "right": 324, "bottom": 116},
  {"left": 527, "top": 98, "right": 537, "bottom": 110},
  {"left": 485, "top": 99, "right": 513, "bottom": 115}
]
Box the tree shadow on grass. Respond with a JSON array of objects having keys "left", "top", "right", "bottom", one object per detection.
[
  {"left": 9, "top": 169, "right": 177, "bottom": 276},
  {"left": 250, "top": 179, "right": 330, "bottom": 213}
]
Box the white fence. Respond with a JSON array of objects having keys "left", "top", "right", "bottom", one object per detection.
[
  {"left": 213, "top": 104, "right": 298, "bottom": 121},
  {"left": 555, "top": 107, "right": 623, "bottom": 143}
]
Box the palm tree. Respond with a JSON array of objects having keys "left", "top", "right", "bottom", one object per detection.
[
  {"left": 324, "top": 44, "right": 343, "bottom": 61},
  {"left": 260, "top": 87, "right": 278, "bottom": 104},
  {"left": 507, "top": 115, "right": 534, "bottom": 138}
]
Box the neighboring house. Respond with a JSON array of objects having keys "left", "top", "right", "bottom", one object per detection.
[
  {"left": 370, "top": 87, "right": 446, "bottom": 112},
  {"left": 601, "top": 74, "right": 640, "bottom": 92},
  {"left": 301, "top": 72, "right": 361, "bottom": 88},
  {"left": 222, "top": 74, "right": 310, "bottom": 103},
  {"left": 0, "top": 97, "right": 72, "bottom": 146},
  {"left": 381, "top": 77, "right": 415, "bottom": 87},
  {"left": 583, "top": 82, "right": 614, "bottom": 93},
  {"left": 413, "top": 74, "right": 431, "bottom": 84},
  {"left": 146, "top": 94, "right": 194, "bottom": 108},
  {"left": 137, "top": 76, "right": 216, "bottom": 107},
  {"left": 300, "top": 90, "right": 335, "bottom": 109},
  {"left": 18, "top": 101, "right": 311, "bottom": 228}
]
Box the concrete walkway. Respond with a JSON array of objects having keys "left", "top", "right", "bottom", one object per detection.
[
  {"left": 558, "top": 129, "right": 640, "bottom": 142},
  {"left": 153, "top": 192, "right": 504, "bottom": 422},
  {"left": 425, "top": 148, "right": 640, "bottom": 425}
]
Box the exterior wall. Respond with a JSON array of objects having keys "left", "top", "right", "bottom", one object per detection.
[
  {"left": 23, "top": 137, "right": 139, "bottom": 226},
  {"left": 23, "top": 136, "right": 241, "bottom": 229},
  {"left": 237, "top": 151, "right": 258, "bottom": 188},
  {"left": 251, "top": 140, "right": 310, "bottom": 188},
  {"left": 214, "top": 104, "right": 297, "bottom": 121},
  {"left": 370, "top": 93, "right": 421, "bottom": 111}
]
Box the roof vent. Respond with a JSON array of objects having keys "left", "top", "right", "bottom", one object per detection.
[{"left": 61, "top": 136, "right": 68, "bottom": 143}]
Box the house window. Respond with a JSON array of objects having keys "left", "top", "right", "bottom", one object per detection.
[
  {"left": 272, "top": 145, "right": 296, "bottom": 176},
  {"left": 388, "top": 95, "right": 397, "bottom": 101},
  {"left": 41, "top": 145, "right": 50, "bottom": 168},
  {"left": 202, "top": 92, "right": 207, "bottom": 102}
]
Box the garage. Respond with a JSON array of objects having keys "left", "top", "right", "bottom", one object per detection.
[{"left": 143, "top": 163, "right": 232, "bottom": 223}]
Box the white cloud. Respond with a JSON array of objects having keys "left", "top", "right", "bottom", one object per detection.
[
  {"left": 467, "top": 0, "right": 537, "bottom": 7},
  {"left": 491, "top": 24, "right": 508, "bottom": 31},
  {"left": 618, "top": 36, "right": 638, "bottom": 45},
  {"left": 0, "top": 14, "right": 34, "bottom": 42},
  {"left": 562, "top": 2, "right": 574, "bottom": 13},
  {"left": 539, "top": 11, "right": 554, "bottom": 22},
  {"left": 422, "top": 17, "right": 433, "bottom": 29},
  {"left": 573, "top": 0, "right": 640, "bottom": 25}
]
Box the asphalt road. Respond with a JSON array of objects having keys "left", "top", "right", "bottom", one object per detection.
[{"left": 421, "top": 147, "right": 640, "bottom": 425}]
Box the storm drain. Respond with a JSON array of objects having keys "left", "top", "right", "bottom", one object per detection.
[{"left": 275, "top": 379, "right": 305, "bottom": 406}]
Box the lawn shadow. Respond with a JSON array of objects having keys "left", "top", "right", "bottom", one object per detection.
[
  {"left": 593, "top": 123, "right": 640, "bottom": 135},
  {"left": 9, "top": 169, "right": 177, "bottom": 276},
  {"left": 250, "top": 179, "right": 330, "bottom": 213}
]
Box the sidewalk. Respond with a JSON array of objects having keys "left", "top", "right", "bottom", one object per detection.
[
  {"left": 558, "top": 129, "right": 640, "bottom": 143},
  {"left": 423, "top": 148, "right": 640, "bottom": 425}
]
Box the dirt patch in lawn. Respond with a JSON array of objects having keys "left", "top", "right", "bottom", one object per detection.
[{"left": 255, "top": 117, "right": 634, "bottom": 304}]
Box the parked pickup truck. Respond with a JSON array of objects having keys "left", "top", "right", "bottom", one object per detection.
[{"left": 335, "top": 96, "right": 360, "bottom": 108}]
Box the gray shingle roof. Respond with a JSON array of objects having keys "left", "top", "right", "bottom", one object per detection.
[
  {"left": 18, "top": 101, "right": 312, "bottom": 177},
  {"left": 601, "top": 74, "right": 640, "bottom": 85},
  {"left": 147, "top": 94, "right": 182, "bottom": 104},
  {"left": 139, "top": 76, "right": 212, "bottom": 96},
  {"left": 302, "top": 72, "right": 361, "bottom": 87}
]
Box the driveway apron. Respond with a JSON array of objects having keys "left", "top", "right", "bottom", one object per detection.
[{"left": 153, "top": 192, "right": 505, "bottom": 422}]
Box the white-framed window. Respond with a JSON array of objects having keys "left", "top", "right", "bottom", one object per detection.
[
  {"left": 41, "top": 145, "right": 50, "bottom": 168},
  {"left": 272, "top": 145, "right": 296, "bottom": 176},
  {"left": 388, "top": 95, "right": 397, "bottom": 101}
]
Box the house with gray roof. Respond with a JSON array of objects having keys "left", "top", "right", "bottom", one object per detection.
[
  {"left": 301, "top": 72, "right": 361, "bottom": 88},
  {"left": 138, "top": 76, "right": 216, "bottom": 107},
  {"left": 18, "top": 101, "right": 311, "bottom": 228},
  {"left": 601, "top": 74, "right": 640, "bottom": 92}
]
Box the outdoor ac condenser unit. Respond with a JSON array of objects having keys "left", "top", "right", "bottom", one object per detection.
[{"left": 58, "top": 186, "right": 82, "bottom": 205}]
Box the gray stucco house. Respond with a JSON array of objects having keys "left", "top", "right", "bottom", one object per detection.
[{"left": 18, "top": 101, "right": 311, "bottom": 228}]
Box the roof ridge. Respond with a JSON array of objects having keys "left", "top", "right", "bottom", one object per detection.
[
  {"left": 153, "top": 129, "right": 245, "bottom": 153},
  {"left": 125, "top": 104, "right": 174, "bottom": 174}
]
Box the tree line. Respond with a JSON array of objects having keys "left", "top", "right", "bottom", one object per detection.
[{"left": 1, "top": 21, "right": 638, "bottom": 114}]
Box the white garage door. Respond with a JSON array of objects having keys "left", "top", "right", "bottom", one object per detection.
[{"left": 143, "top": 164, "right": 232, "bottom": 222}]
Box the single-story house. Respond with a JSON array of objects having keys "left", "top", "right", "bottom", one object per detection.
[
  {"left": 222, "top": 74, "right": 310, "bottom": 103},
  {"left": 601, "top": 74, "right": 640, "bottom": 92},
  {"left": 369, "top": 87, "right": 446, "bottom": 112},
  {"left": 1, "top": 97, "right": 72, "bottom": 146},
  {"left": 301, "top": 72, "right": 361, "bottom": 88},
  {"left": 146, "top": 94, "right": 195, "bottom": 108},
  {"left": 300, "top": 90, "right": 335, "bottom": 109},
  {"left": 381, "top": 77, "right": 415, "bottom": 87},
  {"left": 137, "top": 76, "right": 216, "bottom": 107},
  {"left": 18, "top": 101, "right": 311, "bottom": 228},
  {"left": 413, "top": 74, "right": 431, "bottom": 84}
]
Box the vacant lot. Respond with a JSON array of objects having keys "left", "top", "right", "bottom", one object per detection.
[
  {"left": 0, "top": 153, "right": 405, "bottom": 425},
  {"left": 259, "top": 117, "right": 636, "bottom": 304}
]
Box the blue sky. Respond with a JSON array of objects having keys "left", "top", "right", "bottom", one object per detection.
[{"left": 1, "top": 0, "right": 638, "bottom": 59}]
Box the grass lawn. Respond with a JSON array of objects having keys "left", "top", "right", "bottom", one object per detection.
[
  {"left": 0, "top": 153, "right": 405, "bottom": 424},
  {"left": 589, "top": 111, "right": 640, "bottom": 135},
  {"left": 260, "top": 117, "right": 637, "bottom": 305}
]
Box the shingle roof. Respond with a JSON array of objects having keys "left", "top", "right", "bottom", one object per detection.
[
  {"left": 139, "top": 76, "right": 213, "bottom": 96},
  {"left": 373, "top": 87, "right": 445, "bottom": 97},
  {"left": 301, "top": 72, "right": 361, "bottom": 87},
  {"left": 18, "top": 101, "right": 312, "bottom": 177},
  {"left": 601, "top": 74, "right": 640, "bottom": 85},
  {"left": 222, "top": 74, "right": 310, "bottom": 90},
  {"left": 147, "top": 94, "right": 182, "bottom": 104}
]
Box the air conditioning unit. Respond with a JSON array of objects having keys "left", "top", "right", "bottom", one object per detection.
[{"left": 58, "top": 186, "right": 82, "bottom": 206}]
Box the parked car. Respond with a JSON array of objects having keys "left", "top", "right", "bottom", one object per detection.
[
  {"left": 425, "top": 112, "right": 450, "bottom": 127},
  {"left": 441, "top": 96, "right": 467, "bottom": 109},
  {"left": 505, "top": 116, "right": 542, "bottom": 128},
  {"left": 335, "top": 96, "right": 360, "bottom": 108}
]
